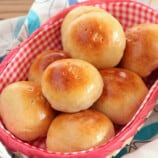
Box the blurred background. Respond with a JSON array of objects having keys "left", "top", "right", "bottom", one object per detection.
[
  {"left": 0, "top": 0, "right": 33, "bottom": 20},
  {"left": 0, "top": 0, "right": 157, "bottom": 20}
]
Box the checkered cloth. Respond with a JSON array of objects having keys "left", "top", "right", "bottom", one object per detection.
[{"left": 0, "top": 0, "right": 158, "bottom": 158}]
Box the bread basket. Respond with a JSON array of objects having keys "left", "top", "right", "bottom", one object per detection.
[{"left": 0, "top": 0, "right": 158, "bottom": 157}]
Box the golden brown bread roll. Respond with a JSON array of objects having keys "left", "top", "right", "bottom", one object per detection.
[
  {"left": 28, "top": 50, "right": 69, "bottom": 84},
  {"left": 92, "top": 68, "right": 148, "bottom": 125},
  {"left": 41, "top": 58, "right": 103, "bottom": 112},
  {"left": 61, "top": 6, "right": 126, "bottom": 69},
  {"left": 0, "top": 81, "right": 55, "bottom": 141},
  {"left": 120, "top": 23, "right": 158, "bottom": 77},
  {"left": 46, "top": 109, "right": 115, "bottom": 152}
]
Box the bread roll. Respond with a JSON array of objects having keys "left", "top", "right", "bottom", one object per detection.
[
  {"left": 92, "top": 68, "right": 148, "bottom": 125},
  {"left": 28, "top": 50, "right": 69, "bottom": 84},
  {"left": 61, "top": 6, "right": 126, "bottom": 69},
  {"left": 41, "top": 58, "right": 103, "bottom": 112},
  {"left": 46, "top": 109, "right": 115, "bottom": 152},
  {"left": 120, "top": 23, "right": 158, "bottom": 77},
  {"left": 0, "top": 81, "right": 55, "bottom": 141}
]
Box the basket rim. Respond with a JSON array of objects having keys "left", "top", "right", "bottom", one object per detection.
[
  {"left": 0, "top": 0, "right": 158, "bottom": 157},
  {"left": 0, "top": 0, "right": 158, "bottom": 74},
  {"left": 1, "top": 0, "right": 158, "bottom": 75},
  {"left": 0, "top": 81, "right": 157, "bottom": 158}
]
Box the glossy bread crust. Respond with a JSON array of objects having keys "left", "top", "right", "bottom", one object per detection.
[
  {"left": 28, "top": 50, "right": 69, "bottom": 84},
  {"left": 41, "top": 58, "right": 103, "bottom": 112},
  {"left": 121, "top": 23, "right": 158, "bottom": 77},
  {"left": 92, "top": 68, "right": 148, "bottom": 125},
  {"left": 0, "top": 81, "right": 55, "bottom": 141},
  {"left": 61, "top": 6, "right": 126, "bottom": 69},
  {"left": 46, "top": 109, "right": 115, "bottom": 152}
]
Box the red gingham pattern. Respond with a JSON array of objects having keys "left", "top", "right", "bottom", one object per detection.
[
  {"left": 0, "top": 0, "right": 158, "bottom": 158},
  {"left": 105, "top": 1, "right": 158, "bottom": 28},
  {"left": 0, "top": 18, "right": 63, "bottom": 92}
]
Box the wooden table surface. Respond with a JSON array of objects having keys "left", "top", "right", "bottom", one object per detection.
[
  {"left": 0, "top": 0, "right": 157, "bottom": 20},
  {"left": 0, "top": 0, "right": 34, "bottom": 20}
]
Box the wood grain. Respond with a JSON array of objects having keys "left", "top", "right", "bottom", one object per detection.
[{"left": 0, "top": 0, "right": 34, "bottom": 19}]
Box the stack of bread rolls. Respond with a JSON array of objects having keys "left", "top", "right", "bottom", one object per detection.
[{"left": 1, "top": 5, "right": 157, "bottom": 153}]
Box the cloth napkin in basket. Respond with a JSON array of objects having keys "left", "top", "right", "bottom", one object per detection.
[{"left": 0, "top": 0, "right": 158, "bottom": 158}]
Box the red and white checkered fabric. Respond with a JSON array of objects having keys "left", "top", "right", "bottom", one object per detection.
[{"left": 0, "top": 0, "right": 158, "bottom": 158}]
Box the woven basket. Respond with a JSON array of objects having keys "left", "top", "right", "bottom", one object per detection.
[{"left": 0, "top": 0, "right": 158, "bottom": 157}]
